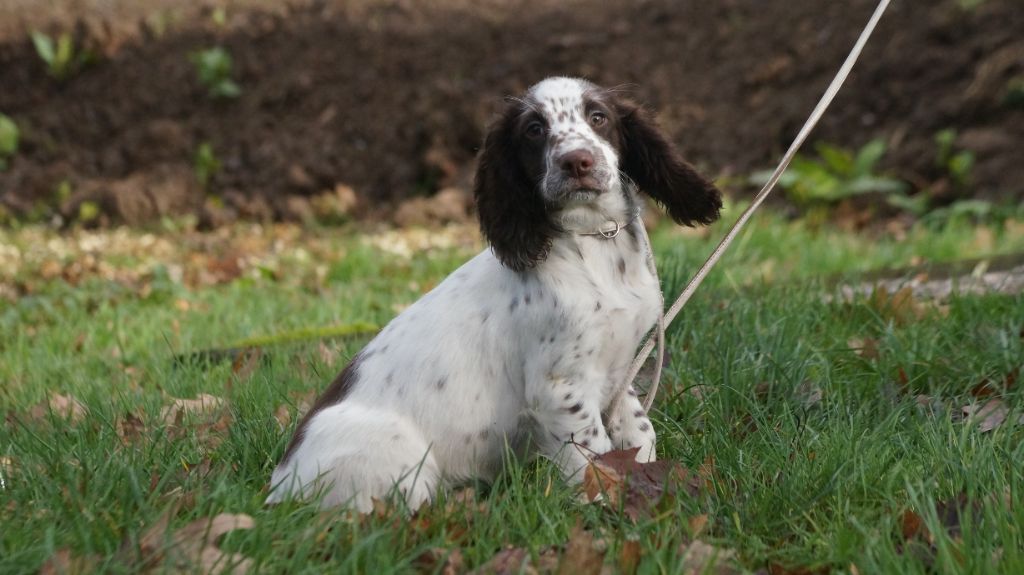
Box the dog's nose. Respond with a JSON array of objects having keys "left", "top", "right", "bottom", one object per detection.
[{"left": 559, "top": 149, "right": 595, "bottom": 178}]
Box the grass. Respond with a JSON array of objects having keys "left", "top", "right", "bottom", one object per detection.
[{"left": 1, "top": 207, "right": 1023, "bottom": 573}]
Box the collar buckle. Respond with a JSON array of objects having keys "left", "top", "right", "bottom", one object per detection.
[{"left": 598, "top": 221, "right": 621, "bottom": 238}]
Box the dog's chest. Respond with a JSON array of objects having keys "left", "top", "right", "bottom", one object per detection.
[{"left": 541, "top": 232, "right": 662, "bottom": 391}]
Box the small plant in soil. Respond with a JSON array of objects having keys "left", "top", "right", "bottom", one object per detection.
[
  {"left": 749, "top": 138, "right": 907, "bottom": 210},
  {"left": 1004, "top": 76, "right": 1024, "bottom": 109},
  {"left": 190, "top": 47, "right": 241, "bottom": 99},
  {"left": 30, "top": 31, "right": 91, "bottom": 81},
  {"left": 933, "top": 129, "right": 975, "bottom": 191},
  {"left": 194, "top": 142, "right": 221, "bottom": 187},
  {"left": 0, "top": 114, "right": 18, "bottom": 170}
]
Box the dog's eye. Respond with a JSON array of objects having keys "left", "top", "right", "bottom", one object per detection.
[
  {"left": 589, "top": 111, "right": 608, "bottom": 128},
  {"left": 525, "top": 121, "right": 545, "bottom": 139}
]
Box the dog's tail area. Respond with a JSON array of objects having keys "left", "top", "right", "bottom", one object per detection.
[{"left": 266, "top": 401, "right": 440, "bottom": 512}]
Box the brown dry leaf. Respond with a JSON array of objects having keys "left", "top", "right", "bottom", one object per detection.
[
  {"left": 767, "top": 562, "right": 831, "bottom": 575},
  {"left": 469, "top": 546, "right": 533, "bottom": 575},
  {"left": 273, "top": 404, "right": 292, "bottom": 429},
  {"left": 556, "top": 523, "right": 606, "bottom": 575},
  {"left": 582, "top": 448, "right": 699, "bottom": 520},
  {"left": 39, "top": 548, "right": 99, "bottom": 575},
  {"left": 969, "top": 378, "right": 999, "bottom": 399},
  {"left": 897, "top": 493, "right": 979, "bottom": 567},
  {"left": 895, "top": 367, "right": 911, "bottom": 394},
  {"left": 901, "top": 509, "right": 927, "bottom": 541},
  {"left": 230, "top": 348, "right": 262, "bottom": 383},
  {"left": 678, "top": 540, "right": 739, "bottom": 575},
  {"left": 318, "top": 341, "right": 340, "bottom": 367},
  {"left": 971, "top": 367, "right": 1020, "bottom": 398},
  {"left": 28, "top": 392, "right": 88, "bottom": 423},
  {"left": 205, "top": 255, "right": 244, "bottom": 285},
  {"left": 137, "top": 510, "right": 255, "bottom": 573},
  {"left": 869, "top": 286, "right": 929, "bottom": 324},
  {"left": 118, "top": 411, "right": 147, "bottom": 445},
  {"left": 583, "top": 458, "right": 621, "bottom": 505},
  {"left": 847, "top": 337, "right": 879, "bottom": 360},
  {"left": 618, "top": 539, "right": 641, "bottom": 575},
  {"left": 962, "top": 399, "right": 1024, "bottom": 432},
  {"left": 688, "top": 514, "right": 709, "bottom": 538},
  {"left": 414, "top": 547, "right": 465, "bottom": 575},
  {"left": 161, "top": 393, "right": 225, "bottom": 425}
]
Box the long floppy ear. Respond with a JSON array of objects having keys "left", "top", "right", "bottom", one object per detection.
[
  {"left": 616, "top": 100, "right": 723, "bottom": 226},
  {"left": 473, "top": 105, "right": 558, "bottom": 271}
]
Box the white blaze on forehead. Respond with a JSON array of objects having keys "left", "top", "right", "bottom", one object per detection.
[{"left": 527, "top": 77, "right": 593, "bottom": 125}]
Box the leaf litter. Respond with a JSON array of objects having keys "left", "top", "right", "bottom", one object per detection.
[
  {"left": 131, "top": 506, "right": 256, "bottom": 573},
  {"left": 582, "top": 447, "right": 702, "bottom": 521},
  {"left": 27, "top": 392, "right": 88, "bottom": 423}
]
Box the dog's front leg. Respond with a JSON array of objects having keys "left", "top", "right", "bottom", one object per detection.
[
  {"left": 526, "top": 375, "right": 612, "bottom": 482},
  {"left": 604, "top": 385, "right": 657, "bottom": 463}
]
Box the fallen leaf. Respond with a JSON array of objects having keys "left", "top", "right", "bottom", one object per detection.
[
  {"left": 39, "top": 548, "right": 99, "bottom": 575},
  {"left": 870, "top": 286, "right": 929, "bottom": 324},
  {"left": 556, "top": 523, "right": 606, "bottom": 575},
  {"left": 678, "top": 540, "right": 739, "bottom": 575},
  {"left": 901, "top": 509, "right": 926, "bottom": 541},
  {"left": 897, "top": 493, "right": 980, "bottom": 567},
  {"left": 414, "top": 547, "right": 464, "bottom": 575},
  {"left": 962, "top": 399, "right": 1024, "bottom": 432},
  {"left": 971, "top": 367, "right": 1020, "bottom": 398},
  {"left": 318, "top": 341, "right": 340, "bottom": 367},
  {"left": 618, "top": 539, "right": 641, "bottom": 575},
  {"left": 767, "top": 562, "right": 831, "bottom": 575},
  {"left": 118, "top": 411, "right": 147, "bottom": 445},
  {"left": 273, "top": 404, "right": 292, "bottom": 429},
  {"left": 136, "top": 509, "right": 255, "bottom": 573},
  {"left": 28, "top": 392, "right": 88, "bottom": 423},
  {"left": 230, "top": 348, "right": 262, "bottom": 383},
  {"left": 583, "top": 448, "right": 699, "bottom": 520},
  {"left": 894, "top": 367, "right": 911, "bottom": 394},
  {"left": 161, "top": 394, "right": 225, "bottom": 425},
  {"left": 847, "top": 337, "right": 879, "bottom": 360},
  {"left": 969, "top": 378, "right": 998, "bottom": 399},
  {"left": 688, "top": 514, "right": 709, "bottom": 538},
  {"left": 469, "top": 546, "right": 532, "bottom": 575}
]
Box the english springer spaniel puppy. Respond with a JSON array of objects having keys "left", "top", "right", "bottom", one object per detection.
[{"left": 267, "top": 77, "right": 721, "bottom": 511}]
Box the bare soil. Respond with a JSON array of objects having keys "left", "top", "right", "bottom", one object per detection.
[{"left": 0, "top": 0, "right": 1021, "bottom": 225}]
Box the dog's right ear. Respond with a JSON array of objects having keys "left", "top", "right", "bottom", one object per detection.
[{"left": 473, "top": 104, "right": 557, "bottom": 272}]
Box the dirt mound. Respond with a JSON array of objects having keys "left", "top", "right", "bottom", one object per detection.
[{"left": 0, "top": 0, "right": 1021, "bottom": 225}]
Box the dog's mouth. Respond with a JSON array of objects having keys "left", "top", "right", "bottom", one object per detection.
[{"left": 548, "top": 176, "right": 608, "bottom": 204}]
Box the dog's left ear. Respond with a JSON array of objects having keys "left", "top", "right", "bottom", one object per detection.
[{"left": 615, "top": 100, "right": 723, "bottom": 226}]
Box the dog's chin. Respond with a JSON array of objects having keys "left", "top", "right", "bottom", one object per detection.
[{"left": 546, "top": 180, "right": 609, "bottom": 207}]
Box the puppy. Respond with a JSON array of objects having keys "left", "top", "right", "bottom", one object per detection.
[{"left": 267, "top": 77, "right": 721, "bottom": 510}]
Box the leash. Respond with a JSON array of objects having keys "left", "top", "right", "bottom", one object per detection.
[{"left": 634, "top": 0, "right": 892, "bottom": 412}]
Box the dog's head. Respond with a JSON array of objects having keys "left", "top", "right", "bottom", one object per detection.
[{"left": 474, "top": 77, "right": 723, "bottom": 271}]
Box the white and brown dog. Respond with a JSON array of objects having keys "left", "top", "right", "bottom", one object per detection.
[{"left": 267, "top": 77, "right": 721, "bottom": 511}]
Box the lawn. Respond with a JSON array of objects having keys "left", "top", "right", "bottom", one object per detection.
[{"left": 2, "top": 207, "right": 1023, "bottom": 573}]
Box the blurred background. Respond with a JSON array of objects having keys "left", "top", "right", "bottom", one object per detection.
[{"left": 0, "top": 0, "right": 1021, "bottom": 229}]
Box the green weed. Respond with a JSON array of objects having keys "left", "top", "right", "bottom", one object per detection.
[
  {"left": 30, "top": 31, "right": 91, "bottom": 81},
  {"left": 194, "top": 142, "right": 221, "bottom": 188},
  {"left": 750, "top": 139, "right": 906, "bottom": 209},
  {"left": 190, "top": 47, "right": 242, "bottom": 100},
  {"left": 0, "top": 113, "right": 18, "bottom": 171}
]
